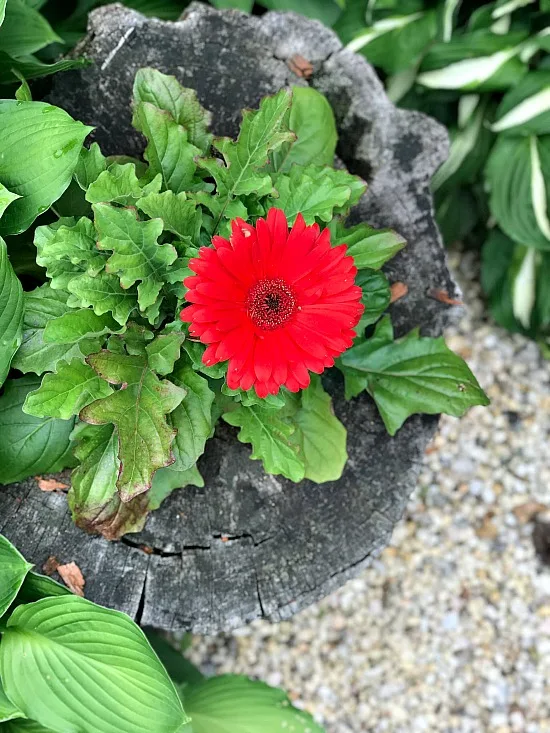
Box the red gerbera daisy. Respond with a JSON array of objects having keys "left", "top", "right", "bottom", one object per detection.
[{"left": 181, "top": 208, "right": 364, "bottom": 398}]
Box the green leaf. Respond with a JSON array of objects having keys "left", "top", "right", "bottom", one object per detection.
[
  {"left": 86, "top": 163, "right": 162, "bottom": 205},
  {"left": 44, "top": 309, "right": 120, "bottom": 344},
  {"left": 15, "top": 571, "right": 71, "bottom": 605},
  {"left": 0, "top": 0, "right": 6, "bottom": 26},
  {"left": 149, "top": 464, "right": 204, "bottom": 508},
  {"left": 94, "top": 203, "right": 183, "bottom": 311},
  {"left": 0, "top": 52, "right": 88, "bottom": 85},
  {"left": 223, "top": 402, "right": 305, "bottom": 482},
  {"left": 181, "top": 675, "right": 325, "bottom": 733},
  {"left": 0, "top": 237, "right": 24, "bottom": 387},
  {"left": 143, "top": 630, "right": 205, "bottom": 688},
  {"left": 270, "top": 166, "right": 352, "bottom": 224},
  {"left": 356, "top": 268, "right": 391, "bottom": 330},
  {"left": 74, "top": 143, "right": 107, "bottom": 190},
  {"left": 0, "top": 0, "right": 61, "bottom": 57},
  {"left": 0, "top": 535, "right": 32, "bottom": 619},
  {"left": 417, "top": 31, "right": 528, "bottom": 91},
  {"left": 0, "top": 596, "right": 189, "bottom": 733},
  {"left": 34, "top": 216, "right": 105, "bottom": 291},
  {"left": 0, "top": 676, "right": 25, "bottom": 723},
  {"left": 271, "top": 86, "right": 337, "bottom": 172},
  {"left": 132, "top": 101, "right": 202, "bottom": 194},
  {"left": 0, "top": 101, "right": 93, "bottom": 236},
  {"left": 330, "top": 221, "right": 406, "bottom": 270},
  {"left": 290, "top": 376, "right": 347, "bottom": 483},
  {"left": 145, "top": 333, "right": 185, "bottom": 376},
  {"left": 493, "top": 71, "right": 550, "bottom": 136},
  {"left": 67, "top": 273, "right": 139, "bottom": 326},
  {"left": 199, "top": 89, "right": 293, "bottom": 221},
  {"left": 0, "top": 183, "right": 20, "bottom": 220},
  {"left": 137, "top": 191, "right": 202, "bottom": 239},
  {"left": 340, "top": 317, "right": 490, "bottom": 435},
  {"left": 348, "top": 11, "right": 437, "bottom": 74},
  {"left": 81, "top": 351, "right": 185, "bottom": 501},
  {"left": 23, "top": 358, "right": 113, "bottom": 419},
  {"left": 13, "top": 70, "right": 32, "bottom": 102},
  {"left": 486, "top": 135, "right": 550, "bottom": 251},
  {"left": 12, "top": 285, "right": 89, "bottom": 375},
  {"left": 0, "top": 719, "right": 54, "bottom": 732},
  {"left": 181, "top": 338, "right": 227, "bottom": 379},
  {"left": 0, "top": 376, "right": 75, "bottom": 484},
  {"left": 133, "top": 68, "right": 213, "bottom": 153},
  {"left": 169, "top": 363, "right": 215, "bottom": 471}
]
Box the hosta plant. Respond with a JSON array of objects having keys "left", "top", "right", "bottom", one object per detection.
[
  {"left": 0, "top": 68, "right": 488, "bottom": 539},
  {"left": 0, "top": 533, "right": 326, "bottom": 733}
]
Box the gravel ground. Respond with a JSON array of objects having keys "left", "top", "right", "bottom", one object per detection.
[{"left": 189, "top": 249, "right": 550, "bottom": 733}]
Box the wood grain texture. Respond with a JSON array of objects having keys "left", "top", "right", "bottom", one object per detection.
[{"left": 0, "top": 3, "right": 459, "bottom": 632}]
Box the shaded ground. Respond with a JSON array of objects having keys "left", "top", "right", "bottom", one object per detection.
[{"left": 189, "top": 249, "right": 550, "bottom": 733}]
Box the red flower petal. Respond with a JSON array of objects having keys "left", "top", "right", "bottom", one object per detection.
[{"left": 181, "top": 209, "right": 364, "bottom": 397}]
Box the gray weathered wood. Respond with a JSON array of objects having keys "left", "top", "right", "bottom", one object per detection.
[{"left": 0, "top": 3, "right": 459, "bottom": 633}]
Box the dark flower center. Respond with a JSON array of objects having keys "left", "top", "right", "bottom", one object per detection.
[{"left": 246, "top": 278, "right": 297, "bottom": 331}]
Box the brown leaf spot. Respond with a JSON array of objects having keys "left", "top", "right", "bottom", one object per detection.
[
  {"left": 427, "top": 288, "right": 463, "bottom": 306},
  {"left": 287, "top": 54, "right": 313, "bottom": 79},
  {"left": 43, "top": 556, "right": 60, "bottom": 575},
  {"left": 36, "top": 476, "right": 69, "bottom": 492},
  {"left": 390, "top": 282, "right": 408, "bottom": 303},
  {"left": 57, "top": 562, "right": 85, "bottom": 597}
]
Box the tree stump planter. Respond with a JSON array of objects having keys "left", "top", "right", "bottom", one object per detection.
[{"left": 0, "top": 3, "right": 460, "bottom": 633}]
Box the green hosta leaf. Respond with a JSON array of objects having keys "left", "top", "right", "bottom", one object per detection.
[
  {"left": 0, "top": 677, "right": 25, "bottom": 723},
  {"left": 81, "top": 351, "right": 185, "bottom": 501},
  {"left": 347, "top": 11, "right": 437, "bottom": 74},
  {"left": 137, "top": 191, "right": 202, "bottom": 239},
  {"left": 23, "top": 359, "right": 113, "bottom": 419},
  {"left": 74, "top": 143, "right": 107, "bottom": 190},
  {"left": 340, "top": 317, "right": 490, "bottom": 435},
  {"left": 144, "top": 630, "right": 205, "bottom": 688},
  {"left": 0, "top": 101, "right": 92, "bottom": 236},
  {"left": 271, "top": 86, "right": 337, "bottom": 172},
  {"left": 94, "top": 203, "right": 184, "bottom": 310},
  {"left": 331, "top": 221, "right": 406, "bottom": 270},
  {"left": 418, "top": 31, "right": 528, "bottom": 91},
  {"left": 0, "top": 0, "right": 6, "bottom": 26},
  {"left": 132, "top": 102, "right": 202, "bottom": 194},
  {"left": 35, "top": 216, "right": 105, "bottom": 290},
  {"left": 493, "top": 71, "right": 550, "bottom": 136},
  {"left": 0, "top": 237, "right": 24, "bottom": 387},
  {"left": 0, "top": 0, "right": 60, "bottom": 57},
  {"left": 15, "top": 571, "right": 71, "bottom": 605},
  {"left": 199, "top": 89, "right": 293, "bottom": 219},
  {"left": 67, "top": 273, "right": 139, "bottom": 326},
  {"left": 44, "top": 309, "right": 120, "bottom": 344},
  {"left": 0, "top": 719, "right": 54, "bottom": 732},
  {"left": 0, "top": 596, "right": 189, "bottom": 733},
  {"left": 356, "top": 268, "right": 391, "bottom": 330},
  {"left": 290, "top": 375, "right": 347, "bottom": 483},
  {"left": 86, "top": 163, "right": 162, "bottom": 205},
  {"left": 169, "top": 363, "right": 215, "bottom": 471},
  {"left": 270, "top": 166, "right": 352, "bottom": 224},
  {"left": 12, "top": 285, "right": 89, "bottom": 375},
  {"left": 145, "top": 333, "right": 185, "bottom": 375},
  {"left": 0, "top": 183, "right": 20, "bottom": 219},
  {"left": 0, "top": 535, "right": 32, "bottom": 619},
  {"left": 486, "top": 135, "right": 550, "bottom": 251},
  {"left": 0, "top": 53, "right": 88, "bottom": 85},
  {"left": 133, "top": 68, "right": 213, "bottom": 153},
  {"left": 181, "top": 675, "right": 325, "bottom": 733},
  {"left": 0, "top": 376, "right": 75, "bottom": 484},
  {"left": 223, "top": 403, "right": 305, "bottom": 482}
]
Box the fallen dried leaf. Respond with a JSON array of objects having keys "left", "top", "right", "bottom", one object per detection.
[
  {"left": 427, "top": 288, "right": 463, "bottom": 306},
  {"left": 43, "top": 555, "right": 60, "bottom": 575},
  {"left": 476, "top": 515, "right": 499, "bottom": 540},
  {"left": 287, "top": 54, "right": 313, "bottom": 79},
  {"left": 513, "top": 501, "right": 548, "bottom": 524},
  {"left": 36, "top": 476, "right": 69, "bottom": 492},
  {"left": 390, "top": 282, "right": 408, "bottom": 303},
  {"left": 57, "top": 562, "right": 85, "bottom": 597}
]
